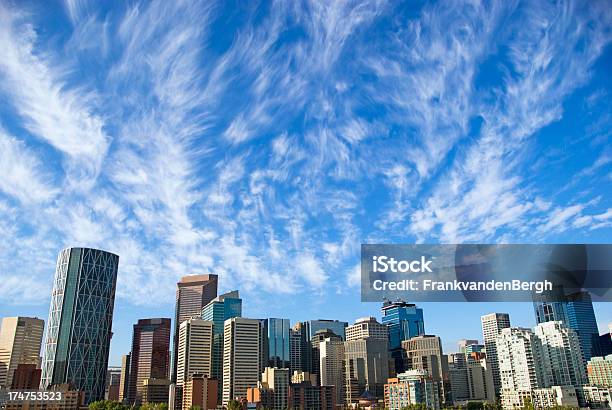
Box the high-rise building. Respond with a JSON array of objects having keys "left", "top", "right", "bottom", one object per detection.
[
  {"left": 172, "top": 274, "right": 218, "bottom": 383},
  {"left": 182, "top": 373, "right": 218, "bottom": 410},
  {"left": 588, "top": 354, "right": 612, "bottom": 387},
  {"left": 222, "top": 317, "right": 261, "bottom": 405},
  {"left": 480, "top": 312, "right": 510, "bottom": 398},
  {"left": 267, "top": 318, "right": 290, "bottom": 368},
  {"left": 40, "top": 247, "right": 119, "bottom": 404},
  {"left": 466, "top": 353, "right": 495, "bottom": 402},
  {"left": 118, "top": 353, "right": 130, "bottom": 403},
  {"left": 320, "top": 334, "right": 345, "bottom": 405},
  {"left": 310, "top": 328, "right": 340, "bottom": 385},
  {"left": 385, "top": 369, "right": 441, "bottom": 410},
  {"left": 290, "top": 326, "right": 302, "bottom": 373},
  {"left": 447, "top": 353, "right": 469, "bottom": 403},
  {"left": 259, "top": 367, "right": 290, "bottom": 409},
  {"left": 345, "top": 317, "right": 389, "bottom": 403},
  {"left": 382, "top": 300, "right": 425, "bottom": 373},
  {"left": 126, "top": 318, "right": 171, "bottom": 405},
  {"left": 105, "top": 366, "right": 122, "bottom": 401},
  {"left": 176, "top": 318, "right": 213, "bottom": 388},
  {"left": 535, "top": 321, "right": 587, "bottom": 388},
  {"left": 0, "top": 316, "right": 44, "bottom": 389},
  {"left": 307, "top": 320, "right": 348, "bottom": 341},
  {"left": 9, "top": 364, "right": 41, "bottom": 389},
  {"left": 458, "top": 340, "right": 479, "bottom": 354},
  {"left": 534, "top": 291, "right": 600, "bottom": 361},
  {"left": 201, "top": 290, "right": 241, "bottom": 402},
  {"left": 402, "top": 335, "right": 449, "bottom": 405},
  {"left": 496, "top": 327, "right": 544, "bottom": 408}
]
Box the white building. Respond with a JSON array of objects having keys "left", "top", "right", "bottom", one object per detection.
[
  {"left": 345, "top": 317, "right": 388, "bottom": 341},
  {"left": 222, "top": 318, "right": 261, "bottom": 405},
  {"left": 496, "top": 327, "right": 544, "bottom": 408},
  {"left": 481, "top": 313, "right": 510, "bottom": 398},
  {"left": 320, "top": 336, "right": 345, "bottom": 405},
  {"left": 535, "top": 321, "right": 587, "bottom": 388},
  {"left": 176, "top": 318, "right": 214, "bottom": 386},
  {"left": 532, "top": 386, "right": 579, "bottom": 408}
]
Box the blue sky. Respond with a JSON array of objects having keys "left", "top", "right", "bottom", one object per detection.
[{"left": 0, "top": 0, "right": 611, "bottom": 366}]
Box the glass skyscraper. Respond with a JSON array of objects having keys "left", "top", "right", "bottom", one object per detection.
[
  {"left": 382, "top": 299, "right": 425, "bottom": 373},
  {"left": 40, "top": 247, "right": 119, "bottom": 404},
  {"left": 306, "top": 319, "right": 348, "bottom": 341},
  {"left": 534, "top": 291, "right": 600, "bottom": 361},
  {"left": 201, "top": 290, "right": 242, "bottom": 397},
  {"left": 267, "top": 318, "right": 290, "bottom": 368}
]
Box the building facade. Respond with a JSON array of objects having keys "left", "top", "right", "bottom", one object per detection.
[
  {"left": 588, "top": 354, "right": 612, "bottom": 387},
  {"left": 222, "top": 317, "right": 261, "bottom": 405},
  {"left": 402, "top": 335, "right": 449, "bottom": 405},
  {"left": 384, "top": 369, "right": 440, "bottom": 410},
  {"left": 40, "top": 247, "right": 119, "bottom": 404},
  {"left": 172, "top": 274, "right": 218, "bottom": 384},
  {"left": 176, "top": 318, "right": 213, "bottom": 390},
  {"left": 382, "top": 300, "right": 425, "bottom": 373},
  {"left": 267, "top": 318, "right": 290, "bottom": 369},
  {"left": 319, "top": 335, "right": 345, "bottom": 405},
  {"left": 480, "top": 312, "right": 510, "bottom": 398},
  {"left": 0, "top": 316, "right": 44, "bottom": 389},
  {"left": 126, "top": 318, "right": 171, "bottom": 405}
]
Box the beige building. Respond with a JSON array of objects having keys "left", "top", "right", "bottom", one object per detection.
[
  {"left": 402, "top": 335, "right": 449, "bottom": 404},
  {"left": 177, "top": 318, "right": 214, "bottom": 388},
  {"left": 319, "top": 335, "right": 345, "bottom": 405},
  {"left": 345, "top": 317, "right": 388, "bottom": 341},
  {"left": 531, "top": 386, "right": 579, "bottom": 408},
  {"left": 222, "top": 317, "right": 261, "bottom": 405},
  {"left": 0, "top": 316, "right": 44, "bottom": 389},
  {"left": 588, "top": 354, "right": 612, "bottom": 388},
  {"left": 260, "top": 367, "right": 290, "bottom": 409}
]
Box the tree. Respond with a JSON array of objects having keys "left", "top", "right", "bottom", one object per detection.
[
  {"left": 88, "top": 400, "right": 130, "bottom": 410},
  {"left": 189, "top": 406, "right": 203, "bottom": 410},
  {"left": 227, "top": 399, "right": 243, "bottom": 410}
]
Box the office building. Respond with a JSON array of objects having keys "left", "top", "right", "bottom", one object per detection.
[
  {"left": 578, "top": 385, "right": 612, "bottom": 408},
  {"left": 448, "top": 353, "right": 469, "bottom": 403},
  {"left": 172, "top": 274, "right": 218, "bottom": 384},
  {"left": 402, "top": 335, "right": 449, "bottom": 405},
  {"left": 0, "top": 316, "right": 44, "bottom": 389},
  {"left": 267, "top": 318, "right": 290, "bottom": 368},
  {"left": 141, "top": 377, "right": 171, "bottom": 404},
  {"left": 176, "top": 318, "right": 213, "bottom": 387},
  {"left": 40, "top": 247, "right": 119, "bottom": 404},
  {"left": 310, "top": 328, "right": 339, "bottom": 385},
  {"left": 182, "top": 373, "right": 218, "bottom": 410},
  {"left": 118, "top": 353, "right": 130, "bottom": 403},
  {"left": 10, "top": 363, "right": 41, "bottom": 389},
  {"left": 319, "top": 334, "right": 345, "bottom": 405},
  {"left": 382, "top": 300, "right": 425, "bottom": 373},
  {"left": 126, "top": 318, "right": 171, "bottom": 405},
  {"left": 290, "top": 326, "right": 302, "bottom": 373},
  {"left": 384, "top": 369, "right": 440, "bottom": 410},
  {"left": 496, "top": 327, "right": 544, "bottom": 408},
  {"left": 466, "top": 353, "right": 495, "bottom": 402},
  {"left": 200, "top": 289, "right": 241, "bottom": 401},
  {"left": 259, "top": 367, "right": 290, "bottom": 409},
  {"left": 534, "top": 291, "right": 600, "bottom": 361},
  {"left": 290, "top": 377, "right": 335, "bottom": 410},
  {"left": 105, "top": 366, "right": 121, "bottom": 401},
  {"left": 291, "top": 370, "right": 317, "bottom": 385},
  {"left": 480, "top": 312, "right": 510, "bottom": 398},
  {"left": 345, "top": 317, "right": 389, "bottom": 403},
  {"left": 535, "top": 321, "right": 587, "bottom": 388},
  {"left": 222, "top": 317, "right": 261, "bottom": 405},
  {"left": 588, "top": 354, "right": 612, "bottom": 387}
]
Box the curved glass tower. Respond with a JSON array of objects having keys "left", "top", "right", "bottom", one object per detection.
[{"left": 40, "top": 247, "right": 119, "bottom": 404}]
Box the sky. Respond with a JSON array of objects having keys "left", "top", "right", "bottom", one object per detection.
[{"left": 0, "top": 0, "right": 611, "bottom": 367}]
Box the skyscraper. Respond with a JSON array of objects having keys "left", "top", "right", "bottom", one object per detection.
[
  {"left": 118, "top": 354, "right": 130, "bottom": 403},
  {"left": 267, "top": 318, "right": 290, "bottom": 368},
  {"left": 0, "top": 316, "right": 44, "bottom": 389},
  {"left": 223, "top": 317, "right": 261, "bottom": 405},
  {"left": 319, "top": 334, "right": 345, "bottom": 405},
  {"left": 172, "top": 274, "right": 218, "bottom": 383},
  {"left": 345, "top": 317, "right": 389, "bottom": 403},
  {"left": 534, "top": 291, "right": 600, "bottom": 361},
  {"left": 535, "top": 321, "right": 587, "bottom": 388},
  {"left": 402, "top": 335, "right": 449, "bottom": 405},
  {"left": 201, "top": 290, "right": 242, "bottom": 401},
  {"left": 480, "top": 312, "right": 510, "bottom": 398},
  {"left": 40, "top": 247, "right": 119, "bottom": 404},
  {"left": 176, "top": 318, "right": 213, "bottom": 388},
  {"left": 381, "top": 300, "right": 425, "bottom": 373},
  {"left": 496, "top": 327, "right": 545, "bottom": 408},
  {"left": 126, "top": 318, "right": 171, "bottom": 405}
]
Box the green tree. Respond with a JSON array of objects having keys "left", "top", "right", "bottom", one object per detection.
[
  {"left": 189, "top": 406, "right": 202, "bottom": 410},
  {"left": 227, "top": 399, "right": 243, "bottom": 410},
  {"left": 88, "top": 400, "right": 130, "bottom": 410}
]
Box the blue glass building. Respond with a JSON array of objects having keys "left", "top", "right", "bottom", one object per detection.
[
  {"left": 201, "top": 290, "right": 242, "bottom": 387},
  {"left": 40, "top": 247, "right": 119, "bottom": 404},
  {"left": 381, "top": 300, "right": 425, "bottom": 373},
  {"left": 267, "top": 318, "right": 290, "bottom": 368},
  {"left": 534, "top": 291, "right": 600, "bottom": 361}
]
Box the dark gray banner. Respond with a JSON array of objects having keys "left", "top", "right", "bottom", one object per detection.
[{"left": 361, "top": 244, "right": 612, "bottom": 302}]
